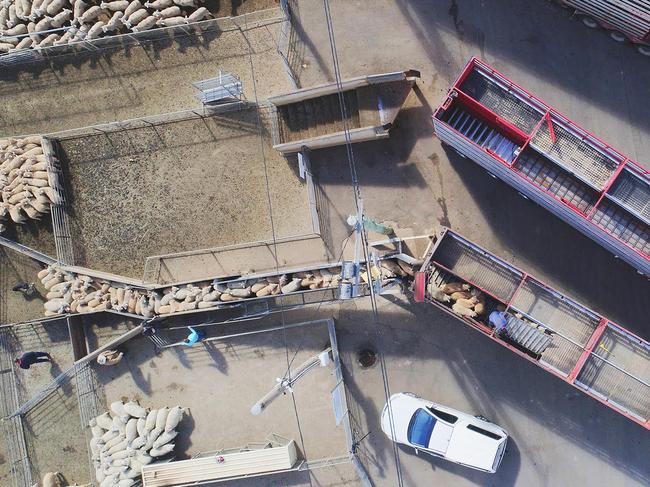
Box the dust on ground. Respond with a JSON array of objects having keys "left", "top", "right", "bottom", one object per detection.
[{"left": 57, "top": 106, "right": 312, "bottom": 279}]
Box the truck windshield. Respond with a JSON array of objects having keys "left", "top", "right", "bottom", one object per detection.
[{"left": 407, "top": 408, "right": 437, "bottom": 447}]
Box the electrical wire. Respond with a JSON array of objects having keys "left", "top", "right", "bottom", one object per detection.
[
  {"left": 236, "top": 18, "right": 308, "bottom": 458},
  {"left": 321, "top": 1, "right": 404, "bottom": 485}
]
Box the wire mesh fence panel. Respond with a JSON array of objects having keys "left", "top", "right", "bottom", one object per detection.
[
  {"left": 459, "top": 68, "right": 544, "bottom": 134},
  {"left": 510, "top": 278, "right": 600, "bottom": 346},
  {"left": 576, "top": 325, "right": 650, "bottom": 422},
  {"left": 538, "top": 332, "right": 584, "bottom": 377},
  {"left": 531, "top": 120, "right": 619, "bottom": 190},
  {"left": 607, "top": 169, "right": 650, "bottom": 224},
  {"left": 432, "top": 233, "right": 522, "bottom": 302},
  {"left": 513, "top": 149, "right": 599, "bottom": 214}
]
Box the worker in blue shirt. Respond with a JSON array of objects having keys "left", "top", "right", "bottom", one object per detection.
[
  {"left": 182, "top": 327, "right": 204, "bottom": 346},
  {"left": 489, "top": 310, "right": 509, "bottom": 337}
]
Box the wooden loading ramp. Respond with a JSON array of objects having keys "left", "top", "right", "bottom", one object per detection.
[{"left": 269, "top": 70, "right": 420, "bottom": 154}]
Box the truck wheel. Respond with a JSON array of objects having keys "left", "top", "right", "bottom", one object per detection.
[
  {"left": 579, "top": 16, "right": 599, "bottom": 29},
  {"left": 608, "top": 31, "right": 627, "bottom": 43},
  {"left": 637, "top": 45, "right": 650, "bottom": 57}
]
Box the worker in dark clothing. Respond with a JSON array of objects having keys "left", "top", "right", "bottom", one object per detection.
[
  {"left": 12, "top": 282, "right": 36, "bottom": 297},
  {"left": 15, "top": 351, "right": 52, "bottom": 369}
]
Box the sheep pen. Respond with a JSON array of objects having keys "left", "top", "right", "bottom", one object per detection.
[
  {"left": 52, "top": 106, "right": 314, "bottom": 279},
  {"left": 0, "top": 0, "right": 276, "bottom": 55}
]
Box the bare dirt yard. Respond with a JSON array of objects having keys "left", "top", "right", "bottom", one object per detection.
[{"left": 56, "top": 106, "right": 313, "bottom": 279}]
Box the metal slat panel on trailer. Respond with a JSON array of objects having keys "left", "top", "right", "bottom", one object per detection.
[
  {"left": 418, "top": 229, "right": 650, "bottom": 429},
  {"left": 433, "top": 58, "right": 650, "bottom": 276}
]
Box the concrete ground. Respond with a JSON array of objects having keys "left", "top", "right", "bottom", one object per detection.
[
  {"left": 56, "top": 106, "right": 312, "bottom": 278},
  {"left": 328, "top": 296, "right": 650, "bottom": 487},
  {"left": 0, "top": 5, "right": 285, "bottom": 137},
  {"left": 299, "top": 0, "right": 649, "bottom": 331}
]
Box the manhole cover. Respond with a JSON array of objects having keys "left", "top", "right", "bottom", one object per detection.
[{"left": 357, "top": 349, "right": 377, "bottom": 368}]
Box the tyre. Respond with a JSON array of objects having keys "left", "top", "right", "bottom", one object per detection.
[
  {"left": 608, "top": 31, "right": 627, "bottom": 43},
  {"left": 580, "top": 16, "right": 599, "bottom": 29},
  {"left": 637, "top": 44, "right": 650, "bottom": 57}
]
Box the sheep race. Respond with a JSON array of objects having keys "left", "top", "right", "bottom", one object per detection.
[
  {"left": 0, "top": 135, "right": 61, "bottom": 233},
  {"left": 37, "top": 258, "right": 414, "bottom": 317},
  {"left": 0, "top": 0, "right": 212, "bottom": 54}
]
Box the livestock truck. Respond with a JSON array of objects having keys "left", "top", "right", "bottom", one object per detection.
[
  {"left": 555, "top": 0, "right": 650, "bottom": 55},
  {"left": 432, "top": 57, "right": 650, "bottom": 276},
  {"left": 414, "top": 228, "right": 650, "bottom": 429}
]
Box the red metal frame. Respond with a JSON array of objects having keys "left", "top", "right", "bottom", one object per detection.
[
  {"left": 434, "top": 58, "right": 650, "bottom": 263},
  {"left": 419, "top": 228, "right": 650, "bottom": 429},
  {"left": 568, "top": 318, "right": 609, "bottom": 383}
]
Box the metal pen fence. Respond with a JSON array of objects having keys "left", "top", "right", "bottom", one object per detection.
[{"left": 0, "top": 8, "right": 284, "bottom": 68}]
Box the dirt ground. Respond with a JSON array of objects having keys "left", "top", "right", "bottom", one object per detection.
[
  {"left": 0, "top": 248, "right": 50, "bottom": 325},
  {"left": 0, "top": 5, "right": 287, "bottom": 137},
  {"left": 56, "top": 106, "right": 313, "bottom": 279},
  {"left": 93, "top": 320, "right": 349, "bottom": 465}
]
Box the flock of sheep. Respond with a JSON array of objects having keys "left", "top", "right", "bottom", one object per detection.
[
  {"left": 0, "top": 0, "right": 212, "bottom": 53},
  {"left": 0, "top": 135, "right": 60, "bottom": 233},
  {"left": 428, "top": 280, "right": 487, "bottom": 318},
  {"left": 38, "top": 260, "right": 410, "bottom": 317},
  {"left": 89, "top": 401, "right": 185, "bottom": 487}
]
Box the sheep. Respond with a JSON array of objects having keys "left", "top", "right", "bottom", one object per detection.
[
  {"left": 86, "top": 20, "right": 104, "bottom": 39},
  {"left": 172, "top": 0, "right": 194, "bottom": 6},
  {"left": 149, "top": 443, "right": 174, "bottom": 457},
  {"left": 144, "top": 0, "right": 172, "bottom": 8},
  {"left": 122, "top": 0, "right": 140, "bottom": 19},
  {"left": 45, "top": 0, "right": 66, "bottom": 16},
  {"left": 440, "top": 282, "right": 470, "bottom": 294},
  {"left": 79, "top": 5, "right": 101, "bottom": 24},
  {"left": 102, "top": 10, "right": 123, "bottom": 31},
  {"left": 100, "top": 0, "right": 129, "bottom": 11},
  {"left": 164, "top": 406, "right": 183, "bottom": 432},
  {"left": 452, "top": 301, "right": 477, "bottom": 318},
  {"left": 187, "top": 6, "right": 207, "bottom": 23},
  {"left": 130, "top": 15, "right": 155, "bottom": 31},
  {"left": 152, "top": 5, "right": 179, "bottom": 18},
  {"left": 154, "top": 407, "right": 169, "bottom": 430},
  {"left": 72, "top": 0, "right": 86, "bottom": 23},
  {"left": 49, "top": 8, "right": 71, "bottom": 27},
  {"left": 123, "top": 401, "right": 146, "bottom": 418},
  {"left": 2, "top": 23, "right": 27, "bottom": 35}
]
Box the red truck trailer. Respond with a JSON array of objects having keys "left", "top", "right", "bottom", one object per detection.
[
  {"left": 414, "top": 228, "right": 650, "bottom": 429},
  {"left": 556, "top": 0, "right": 650, "bottom": 55},
  {"left": 432, "top": 57, "right": 650, "bottom": 276}
]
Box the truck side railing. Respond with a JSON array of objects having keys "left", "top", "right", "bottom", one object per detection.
[{"left": 415, "top": 227, "right": 650, "bottom": 429}]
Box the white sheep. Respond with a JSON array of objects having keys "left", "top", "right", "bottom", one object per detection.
[
  {"left": 144, "top": 0, "right": 172, "bottom": 9},
  {"left": 130, "top": 14, "right": 155, "bottom": 31},
  {"left": 45, "top": 0, "right": 66, "bottom": 16},
  {"left": 100, "top": 0, "right": 129, "bottom": 11},
  {"left": 49, "top": 8, "right": 71, "bottom": 28},
  {"left": 123, "top": 8, "right": 147, "bottom": 28},
  {"left": 152, "top": 5, "right": 178, "bottom": 19},
  {"left": 78, "top": 5, "right": 101, "bottom": 24},
  {"left": 187, "top": 6, "right": 207, "bottom": 23}
]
